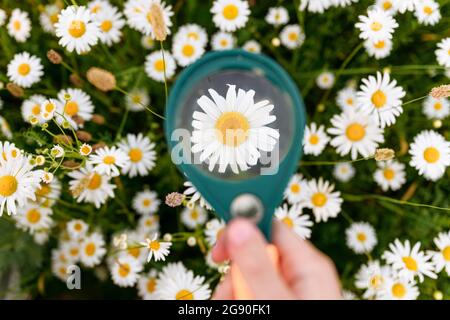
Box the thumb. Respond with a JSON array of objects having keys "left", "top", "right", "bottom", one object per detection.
[{"left": 225, "top": 218, "right": 292, "bottom": 300}]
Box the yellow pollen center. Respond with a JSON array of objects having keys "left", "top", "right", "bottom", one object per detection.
[
  {"left": 128, "top": 247, "right": 141, "bottom": 258},
  {"left": 118, "top": 263, "right": 131, "bottom": 277},
  {"left": 346, "top": 98, "right": 354, "bottom": 105},
  {"left": 371, "top": 90, "right": 387, "bottom": 108},
  {"left": 191, "top": 210, "right": 199, "bottom": 219},
  {"left": 356, "top": 232, "right": 367, "bottom": 242},
  {"left": 220, "top": 39, "right": 228, "bottom": 47},
  {"left": 187, "top": 32, "right": 199, "bottom": 40},
  {"left": 81, "top": 146, "right": 91, "bottom": 154},
  {"left": 442, "top": 246, "right": 450, "bottom": 261},
  {"left": 32, "top": 104, "right": 41, "bottom": 116},
  {"left": 176, "top": 289, "right": 194, "bottom": 300},
  {"left": 18, "top": 63, "right": 31, "bottom": 76},
  {"left": 149, "top": 240, "right": 160, "bottom": 251},
  {"left": 309, "top": 134, "right": 319, "bottom": 145},
  {"left": 383, "top": 1, "right": 392, "bottom": 10},
  {"left": 85, "top": 243, "right": 96, "bottom": 256},
  {"left": 143, "top": 199, "right": 151, "bottom": 207},
  {"left": 402, "top": 256, "right": 418, "bottom": 271},
  {"left": 70, "top": 248, "right": 79, "bottom": 256},
  {"left": 215, "top": 112, "right": 250, "bottom": 146},
  {"left": 383, "top": 168, "right": 395, "bottom": 180},
  {"left": 312, "top": 192, "right": 327, "bottom": 207},
  {"left": 182, "top": 44, "right": 195, "bottom": 57},
  {"left": 392, "top": 283, "right": 406, "bottom": 298},
  {"left": 26, "top": 209, "right": 41, "bottom": 224},
  {"left": 68, "top": 20, "right": 86, "bottom": 38},
  {"left": 132, "top": 95, "right": 142, "bottom": 104},
  {"left": 222, "top": 4, "right": 239, "bottom": 20},
  {"left": 74, "top": 223, "right": 82, "bottom": 231},
  {"left": 101, "top": 20, "right": 112, "bottom": 32},
  {"left": 374, "top": 40, "right": 386, "bottom": 49},
  {"left": 36, "top": 184, "right": 51, "bottom": 197},
  {"left": 0, "top": 175, "right": 18, "bottom": 197},
  {"left": 423, "top": 147, "right": 440, "bottom": 163},
  {"left": 282, "top": 217, "right": 294, "bottom": 228},
  {"left": 13, "top": 20, "right": 21, "bottom": 31},
  {"left": 103, "top": 156, "right": 116, "bottom": 165},
  {"left": 50, "top": 14, "right": 59, "bottom": 24},
  {"left": 288, "top": 32, "right": 298, "bottom": 41},
  {"left": 129, "top": 148, "right": 143, "bottom": 162},
  {"left": 87, "top": 173, "right": 102, "bottom": 190},
  {"left": 371, "top": 22, "right": 383, "bottom": 31},
  {"left": 147, "top": 278, "right": 156, "bottom": 292},
  {"left": 346, "top": 123, "right": 366, "bottom": 142},
  {"left": 434, "top": 102, "right": 442, "bottom": 110},
  {"left": 370, "top": 275, "right": 383, "bottom": 288},
  {"left": 154, "top": 59, "right": 165, "bottom": 72},
  {"left": 424, "top": 6, "right": 433, "bottom": 15},
  {"left": 290, "top": 184, "right": 300, "bottom": 194},
  {"left": 64, "top": 101, "right": 79, "bottom": 116}
]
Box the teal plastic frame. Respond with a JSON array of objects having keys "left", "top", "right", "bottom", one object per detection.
[{"left": 165, "top": 50, "right": 306, "bottom": 240}]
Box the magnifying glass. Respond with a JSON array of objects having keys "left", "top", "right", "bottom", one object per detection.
[{"left": 165, "top": 49, "right": 306, "bottom": 299}]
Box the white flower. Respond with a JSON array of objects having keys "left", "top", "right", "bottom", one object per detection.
[
  {"left": 435, "top": 37, "right": 450, "bottom": 68},
  {"left": 144, "top": 50, "right": 177, "bottom": 82},
  {"left": 141, "top": 35, "right": 155, "bottom": 49},
  {"left": 89, "top": 146, "right": 130, "bottom": 177},
  {"left": 14, "top": 203, "right": 53, "bottom": 234},
  {"left": 125, "top": 88, "right": 150, "bottom": 112},
  {"left": 409, "top": 130, "right": 450, "bottom": 181},
  {"left": 183, "top": 181, "right": 212, "bottom": 210},
  {"left": 118, "top": 133, "right": 157, "bottom": 177},
  {"left": 191, "top": 85, "right": 280, "bottom": 174},
  {"left": 378, "top": 276, "right": 419, "bottom": 300},
  {"left": 328, "top": 110, "right": 385, "bottom": 160},
  {"left": 242, "top": 40, "right": 261, "bottom": 54},
  {"left": 303, "top": 122, "right": 330, "bottom": 156},
  {"left": 7, "top": 52, "right": 44, "bottom": 88},
  {"left": 138, "top": 214, "right": 160, "bottom": 235},
  {"left": 330, "top": 0, "right": 359, "bottom": 8},
  {"left": 172, "top": 37, "right": 205, "bottom": 67},
  {"left": 137, "top": 269, "right": 159, "bottom": 300},
  {"left": 79, "top": 143, "right": 93, "bottom": 156},
  {"left": 93, "top": 4, "right": 125, "bottom": 46},
  {"left": 382, "top": 239, "right": 437, "bottom": 282},
  {"left": 173, "top": 24, "right": 208, "bottom": 48},
  {"left": 211, "top": 0, "right": 250, "bottom": 32},
  {"left": 181, "top": 206, "right": 208, "bottom": 229},
  {"left": 80, "top": 232, "right": 107, "bottom": 267},
  {"left": 355, "top": 260, "right": 392, "bottom": 299},
  {"left": 34, "top": 178, "right": 62, "bottom": 207},
  {"left": 336, "top": 86, "right": 358, "bottom": 111},
  {"left": 39, "top": 4, "right": 61, "bottom": 34},
  {"left": 41, "top": 172, "right": 54, "bottom": 184},
  {"left": 316, "top": 72, "right": 335, "bottom": 90},
  {"left": 280, "top": 24, "right": 305, "bottom": 49},
  {"left": 21, "top": 95, "right": 47, "bottom": 124},
  {"left": 374, "top": 160, "right": 406, "bottom": 191},
  {"left": 205, "top": 218, "right": 226, "bottom": 247},
  {"left": 305, "top": 178, "right": 343, "bottom": 223},
  {"left": 265, "top": 7, "right": 289, "bottom": 26},
  {"left": 345, "top": 222, "right": 377, "bottom": 254},
  {"left": 141, "top": 234, "right": 172, "bottom": 262},
  {"left": 299, "top": 0, "right": 332, "bottom": 13},
  {"left": 51, "top": 145, "right": 65, "bottom": 158},
  {"left": 40, "top": 99, "right": 60, "bottom": 122},
  {"left": 211, "top": 31, "right": 235, "bottom": 51},
  {"left": 66, "top": 219, "right": 88, "bottom": 240},
  {"left": 274, "top": 204, "right": 313, "bottom": 239},
  {"left": 110, "top": 255, "right": 143, "bottom": 287},
  {"left": 355, "top": 7, "right": 398, "bottom": 42},
  {"left": 283, "top": 174, "right": 309, "bottom": 205},
  {"left": 394, "top": 0, "right": 417, "bottom": 13},
  {"left": 375, "top": 0, "right": 398, "bottom": 15},
  {"left": 414, "top": 0, "right": 441, "bottom": 26},
  {"left": 0, "top": 9, "right": 6, "bottom": 27},
  {"left": 55, "top": 5, "right": 100, "bottom": 54},
  {"left": 56, "top": 88, "right": 95, "bottom": 130},
  {"left": 7, "top": 9, "right": 31, "bottom": 42},
  {"left": 88, "top": 0, "right": 114, "bottom": 14},
  {"left": 333, "top": 163, "right": 356, "bottom": 183},
  {"left": 364, "top": 38, "right": 393, "bottom": 59},
  {"left": 61, "top": 240, "right": 82, "bottom": 263},
  {"left": 132, "top": 189, "right": 160, "bottom": 215},
  {"left": 429, "top": 231, "right": 450, "bottom": 276}
]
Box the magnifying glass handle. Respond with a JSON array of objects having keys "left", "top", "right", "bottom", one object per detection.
[{"left": 231, "top": 244, "right": 279, "bottom": 300}]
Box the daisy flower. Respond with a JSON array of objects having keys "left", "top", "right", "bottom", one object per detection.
[
  {"left": 435, "top": 38, "right": 450, "bottom": 68},
  {"left": 333, "top": 163, "right": 356, "bottom": 183},
  {"left": 125, "top": 88, "right": 150, "bottom": 112},
  {"left": 382, "top": 239, "right": 437, "bottom": 282},
  {"left": 7, "top": 52, "right": 44, "bottom": 88},
  {"left": 173, "top": 24, "right": 208, "bottom": 48},
  {"left": 364, "top": 38, "right": 393, "bottom": 59},
  {"left": 316, "top": 72, "right": 335, "bottom": 90},
  {"left": 21, "top": 95, "right": 47, "bottom": 124},
  {"left": 66, "top": 219, "right": 88, "bottom": 240},
  {"left": 394, "top": 0, "right": 417, "bottom": 13},
  {"left": 0, "top": 9, "right": 6, "bottom": 27},
  {"left": 374, "top": 160, "right": 406, "bottom": 191},
  {"left": 303, "top": 122, "right": 330, "bottom": 156},
  {"left": 79, "top": 143, "right": 93, "bottom": 156},
  {"left": 242, "top": 40, "right": 261, "bottom": 54},
  {"left": 305, "top": 178, "right": 343, "bottom": 223},
  {"left": 88, "top": 0, "right": 114, "bottom": 14},
  {"left": 345, "top": 222, "right": 377, "bottom": 254},
  {"left": 355, "top": 260, "right": 392, "bottom": 299},
  {"left": 144, "top": 50, "right": 176, "bottom": 82},
  {"left": 211, "top": 0, "right": 250, "bottom": 32},
  {"left": 355, "top": 7, "right": 398, "bottom": 42},
  {"left": 39, "top": 99, "right": 60, "bottom": 123},
  {"left": 141, "top": 35, "right": 155, "bottom": 49},
  {"left": 183, "top": 181, "right": 212, "bottom": 210},
  {"left": 55, "top": 5, "right": 100, "bottom": 54},
  {"left": 375, "top": 0, "right": 398, "bottom": 15},
  {"left": 39, "top": 4, "right": 61, "bottom": 34},
  {"left": 138, "top": 214, "right": 160, "bottom": 235},
  {"left": 118, "top": 133, "right": 157, "bottom": 178},
  {"left": 7, "top": 9, "right": 31, "bottom": 42},
  {"left": 141, "top": 234, "right": 172, "bottom": 262},
  {"left": 299, "top": 0, "right": 332, "bottom": 13},
  {"left": 52, "top": 260, "right": 71, "bottom": 282},
  {"left": 110, "top": 256, "right": 143, "bottom": 287},
  {"left": 137, "top": 269, "right": 159, "bottom": 300},
  {"left": 328, "top": 110, "right": 385, "bottom": 160},
  {"left": 211, "top": 31, "right": 235, "bottom": 51},
  {"left": 93, "top": 4, "right": 125, "bottom": 46},
  {"left": 89, "top": 146, "right": 130, "bottom": 177},
  {"left": 14, "top": 203, "right": 53, "bottom": 234},
  {"left": 283, "top": 174, "right": 308, "bottom": 205},
  {"left": 80, "top": 232, "right": 106, "bottom": 267},
  {"left": 34, "top": 230, "right": 51, "bottom": 245},
  {"left": 378, "top": 276, "right": 419, "bottom": 300},
  {"left": 336, "top": 86, "right": 358, "bottom": 111},
  {"left": 414, "top": 0, "right": 441, "bottom": 26},
  {"left": 409, "top": 130, "right": 450, "bottom": 181},
  {"left": 429, "top": 231, "right": 450, "bottom": 276},
  {"left": 132, "top": 189, "right": 160, "bottom": 215},
  {"left": 357, "top": 72, "right": 406, "bottom": 128},
  {"left": 265, "top": 7, "right": 289, "bottom": 26},
  {"left": 68, "top": 163, "right": 116, "bottom": 208},
  {"left": 35, "top": 178, "right": 62, "bottom": 207},
  {"left": 280, "top": 24, "right": 305, "bottom": 49},
  {"left": 204, "top": 218, "right": 226, "bottom": 247},
  {"left": 190, "top": 85, "right": 280, "bottom": 174},
  {"left": 274, "top": 204, "right": 313, "bottom": 240},
  {"left": 181, "top": 206, "right": 208, "bottom": 229},
  {"left": 56, "top": 88, "right": 95, "bottom": 130},
  {"left": 172, "top": 37, "right": 205, "bottom": 67},
  {"left": 0, "top": 141, "right": 22, "bottom": 163},
  {"left": 331, "top": 0, "right": 359, "bottom": 7},
  {"left": 423, "top": 96, "right": 449, "bottom": 120},
  {"left": 51, "top": 145, "right": 64, "bottom": 158}
]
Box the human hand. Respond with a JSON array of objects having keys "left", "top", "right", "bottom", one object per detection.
[{"left": 212, "top": 218, "right": 342, "bottom": 300}]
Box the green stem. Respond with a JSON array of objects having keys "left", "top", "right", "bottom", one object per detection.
[{"left": 300, "top": 156, "right": 373, "bottom": 166}]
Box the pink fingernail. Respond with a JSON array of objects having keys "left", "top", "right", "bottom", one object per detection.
[{"left": 228, "top": 219, "right": 254, "bottom": 249}]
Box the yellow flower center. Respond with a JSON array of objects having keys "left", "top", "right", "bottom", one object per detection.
[
  {"left": 13, "top": 20, "right": 21, "bottom": 31},
  {"left": 100, "top": 20, "right": 112, "bottom": 32},
  {"left": 128, "top": 247, "right": 141, "bottom": 258},
  {"left": 356, "top": 232, "right": 367, "bottom": 242},
  {"left": 345, "top": 123, "right": 366, "bottom": 142},
  {"left": 371, "top": 90, "right": 387, "bottom": 108},
  {"left": 103, "top": 156, "right": 116, "bottom": 165},
  {"left": 191, "top": 209, "right": 199, "bottom": 220},
  {"left": 26, "top": 209, "right": 41, "bottom": 224},
  {"left": 370, "top": 22, "right": 383, "bottom": 31},
  {"left": 222, "top": 4, "right": 239, "bottom": 20},
  {"left": 374, "top": 40, "right": 385, "bottom": 49},
  {"left": 442, "top": 246, "right": 450, "bottom": 261},
  {"left": 85, "top": 243, "right": 96, "bottom": 256},
  {"left": 64, "top": 101, "right": 79, "bottom": 116},
  {"left": 36, "top": 184, "right": 51, "bottom": 197},
  {"left": 182, "top": 44, "right": 195, "bottom": 57},
  {"left": 0, "top": 175, "right": 18, "bottom": 197},
  {"left": 50, "top": 14, "right": 59, "bottom": 24},
  {"left": 282, "top": 217, "right": 294, "bottom": 228},
  {"left": 187, "top": 32, "right": 199, "bottom": 40},
  {"left": 311, "top": 192, "right": 327, "bottom": 207},
  {"left": 176, "top": 289, "right": 194, "bottom": 300},
  {"left": 370, "top": 275, "right": 383, "bottom": 289},
  {"left": 423, "top": 6, "right": 433, "bottom": 15},
  {"left": 143, "top": 199, "right": 151, "bottom": 207},
  {"left": 70, "top": 248, "right": 79, "bottom": 256},
  {"left": 154, "top": 59, "right": 165, "bottom": 72},
  {"left": 423, "top": 147, "right": 440, "bottom": 163},
  {"left": 346, "top": 98, "right": 354, "bottom": 105},
  {"left": 215, "top": 111, "right": 250, "bottom": 146},
  {"left": 68, "top": 20, "right": 86, "bottom": 38},
  {"left": 149, "top": 240, "right": 160, "bottom": 251},
  {"left": 32, "top": 104, "right": 41, "bottom": 116},
  {"left": 290, "top": 184, "right": 300, "bottom": 194},
  {"left": 383, "top": 1, "right": 392, "bottom": 10},
  {"left": 309, "top": 134, "right": 319, "bottom": 145},
  {"left": 288, "top": 32, "right": 298, "bottom": 41},
  {"left": 81, "top": 145, "right": 91, "bottom": 155},
  {"left": 434, "top": 102, "right": 442, "bottom": 110},
  {"left": 74, "top": 222, "right": 82, "bottom": 231},
  {"left": 18, "top": 63, "right": 31, "bottom": 76},
  {"left": 220, "top": 39, "right": 228, "bottom": 47},
  {"left": 392, "top": 283, "right": 406, "bottom": 298},
  {"left": 147, "top": 278, "right": 156, "bottom": 292},
  {"left": 402, "top": 256, "right": 418, "bottom": 271},
  {"left": 383, "top": 168, "right": 395, "bottom": 180},
  {"left": 132, "top": 95, "right": 142, "bottom": 104},
  {"left": 129, "top": 148, "right": 143, "bottom": 162},
  {"left": 91, "top": 5, "right": 101, "bottom": 13},
  {"left": 87, "top": 173, "right": 102, "bottom": 190},
  {"left": 118, "top": 263, "right": 131, "bottom": 277}
]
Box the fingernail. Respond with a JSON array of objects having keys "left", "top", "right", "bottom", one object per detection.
[{"left": 227, "top": 219, "right": 254, "bottom": 249}]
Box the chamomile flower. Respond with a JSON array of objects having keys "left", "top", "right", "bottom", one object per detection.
[
  {"left": 374, "top": 160, "right": 406, "bottom": 191},
  {"left": 14, "top": 203, "right": 53, "bottom": 234},
  {"left": 375, "top": 0, "right": 398, "bottom": 15},
  {"left": 183, "top": 181, "right": 212, "bottom": 210},
  {"left": 56, "top": 88, "right": 95, "bottom": 130},
  {"left": 41, "top": 172, "right": 54, "bottom": 184},
  {"left": 284, "top": 174, "right": 308, "bottom": 205},
  {"left": 38, "top": 99, "right": 59, "bottom": 123},
  {"left": 435, "top": 38, "right": 450, "bottom": 68},
  {"left": 336, "top": 86, "right": 358, "bottom": 111},
  {"left": 0, "top": 141, "right": 22, "bottom": 163},
  {"left": 21, "top": 95, "right": 47, "bottom": 124},
  {"left": 172, "top": 38, "right": 205, "bottom": 67},
  {"left": 0, "top": 156, "right": 43, "bottom": 216},
  {"left": 333, "top": 163, "right": 356, "bottom": 183},
  {"left": 174, "top": 24, "right": 208, "bottom": 48},
  {"left": 35, "top": 178, "right": 62, "bottom": 207},
  {"left": 7, "top": 52, "right": 44, "bottom": 88},
  {"left": 211, "top": 0, "right": 250, "bottom": 32},
  {"left": 299, "top": 0, "right": 332, "bottom": 13},
  {"left": 205, "top": 218, "right": 226, "bottom": 247},
  {"left": 55, "top": 5, "right": 100, "bottom": 54},
  {"left": 118, "top": 134, "right": 157, "bottom": 178},
  {"left": 125, "top": 88, "right": 150, "bottom": 112},
  {"left": 93, "top": 4, "right": 125, "bottom": 46},
  {"left": 265, "top": 7, "right": 289, "bottom": 26},
  {"left": 331, "top": 0, "right": 359, "bottom": 7},
  {"left": 89, "top": 146, "right": 130, "bottom": 177},
  {"left": 394, "top": 0, "right": 417, "bottom": 13},
  {"left": 181, "top": 206, "right": 208, "bottom": 229},
  {"left": 52, "top": 260, "right": 71, "bottom": 282},
  {"left": 274, "top": 204, "right": 313, "bottom": 239},
  {"left": 303, "top": 123, "right": 330, "bottom": 156},
  {"left": 80, "top": 232, "right": 107, "bottom": 267},
  {"left": 144, "top": 50, "right": 176, "bottom": 82},
  {"left": 429, "top": 231, "right": 450, "bottom": 276},
  {"left": 191, "top": 85, "right": 280, "bottom": 174},
  {"left": 414, "top": 0, "right": 441, "bottom": 26},
  {"left": 382, "top": 239, "right": 437, "bottom": 282},
  {"left": 39, "top": 4, "right": 61, "bottom": 34},
  {"left": 355, "top": 260, "right": 392, "bottom": 299},
  {"left": 141, "top": 35, "right": 155, "bottom": 49},
  {"left": 364, "top": 38, "right": 393, "bottom": 59},
  {"left": 305, "top": 178, "right": 343, "bottom": 223},
  {"left": 66, "top": 219, "right": 88, "bottom": 240},
  {"left": 378, "top": 276, "right": 419, "bottom": 300},
  {"left": 409, "top": 130, "right": 450, "bottom": 181},
  {"left": 0, "top": 9, "right": 6, "bottom": 27},
  {"left": 79, "top": 143, "right": 93, "bottom": 156},
  {"left": 357, "top": 72, "right": 406, "bottom": 128},
  {"left": 211, "top": 31, "right": 235, "bottom": 51},
  {"left": 68, "top": 163, "right": 116, "bottom": 208},
  {"left": 328, "top": 110, "right": 385, "bottom": 160},
  {"left": 132, "top": 189, "right": 160, "bottom": 215},
  {"left": 242, "top": 40, "right": 261, "bottom": 54},
  {"left": 51, "top": 145, "right": 65, "bottom": 158},
  {"left": 355, "top": 7, "right": 398, "bottom": 42},
  {"left": 141, "top": 234, "right": 172, "bottom": 262},
  {"left": 137, "top": 269, "right": 159, "bottom": 300},
  {"left": 88, "top": 0, "right": 114, "bottom": 14},
  {"left": 137, "top": 214, "right": 160, "bottom": 235},
  {"left": 346, "top": 222, "right": 377, "bottom": 254},
  {"left": 7, "top": 9, "right": 31, "bottom": 42},
  {"left": 316, "top": 72, "right": 335, "bottom": 90},
  {"left": 280, "top": 24, "right": 305, "bottom": 49},
  {"left": 111, "top": 255, "right": 143, "bottom": 287}
]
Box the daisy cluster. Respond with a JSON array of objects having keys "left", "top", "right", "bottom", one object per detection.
[{"left": 0, "top": 0, "right": 449, "bottom": 300}]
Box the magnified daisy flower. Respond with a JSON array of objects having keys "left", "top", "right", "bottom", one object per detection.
[
  {"left": 173, "top": 38, "right": 205, "bottom": 67},
  {"left": 336, "top": 87, "right": 358, "bottom": 111},
  {"left": 68, "top": 163, "right": 116, "bottom": 208},
  {"left": 111, "top": 255, "right": 143, "bottom": 287},
  {"left": 7, "top": 9, "right": 31, "bottom": 42},
  {"left": 394, "top": 0, "right": 417, "bottom": 13},
  {"left": 429, "top": 231, "right": 450, "bottom": 276},
  {"left": 265, "top": 7, "right": 289, "bottom": 26},
  {"left": 55, "top": 5, "right": 100, "bottom": 54},
  {"left": 138, "top": 214, "right": 160, "bottom": 235},
  {"left": 183, "top": 181, "right": 212, "bottom": 210},
  {"left": 141, "top": 233, "right": 172, "bottom": 262},
  {"left": 211, "top": 0, "right": 250, "bottom": 32},
  {"left": 355, "top": 7, "right": 398, "bottom": 42},
  {"left": 435, "top": 37, "right": 450, "bottom": 68},
  {"left": 316, "top": 72, "right": 335, "bottom": 90},
  {"left": 56, "top": 88, "right": 95, "bottom": 130},
  {"left": 409, "top": 130, "right": 450, "bottom": 181},
  {"left": 346, "top": 222, "right": 377, "bottom": 254},
  {"left": 364, "top": 38, "right": 393, "bottom": 59},
  {"left": 80, "top": 232, "right": 107, "bottom": 267},
  {"left": 0, "top": 9, "right": 6, "bottom": 27},
  {"left": 299, "top": 0, "right": 332, "bottom": 13},
  {"left": 39, "top": 4, "right": 61, "bottom": 34},
  {"left": 305, "top": 178, "right": 343, "bottom": 223},
  {"left": 34, "top": 178, "right": 62, "bottom": 207},
  {"left": 303, "top": 122, "right": 330, "bottom": 156},
  {"left": 14, "top": 202, "right": 53, "bottom": 234},
  {"left": 7, "top": 52, "right": 44, "bottom": 88},
  {"left": 174, "top": 24, "right": 208, "bottom": 48},
  {"left": 382, "top": 239, "right": 437, "bottom": 282},
  {"left": 414, "top": 0, "right": 441, "bottom": 26},
  {"left": 89, "top": 146, "right": 130, "bottom": 177},
  {"left": 144, "top": 50, "right": 176, "bottom": 82},
  {"left": 211, "top": 31, "right": 235, "bottom": 51},
  {"left": 378, "top": 276, "right": 419, "bottom": 300},
  {"left": 373, "top": 160, "right": 406, "bottom": 191},
  {"left": 88, "top": 0, "right": 114, "bottom": 14},
  {"left": 283, "top": 174, "right": 309, "bottom": 205},
  {"left": 118, "top": 133, "right": 156, "bottom": 178},
  {"left": 137, "top": 269, "right": 159, "bottom": 300},
  {"left": 355, "top": 260, "right": 391, "bottom": 299},
  {"left": 205, "top": 218, "right": 226, "bottom": 247},
  {"left": 328, "top": 110, "right": 385, "bottom": 160},
  {"left": 242, "top": 40, "right": 261, "bottom": 54},
  {"left": 280, "top": 24, "right": 305, "bottom": 49},
  {"left": 275, "top": 204, "right": 313, "bottom": 239},
  {"left": 125, "top": 88, "right": 150, "bottom": 112},
  {"left": 333, "top": 163, "right": 356, "bottom": 183},
  {"left": 375, "top": 0, "right": 398, "bottom": 15},
  {"left": 191, "top": 85, "right": 280, "bottom": 174},
  {"left": 93, "top": 4, "right": 125, "bottom": 46},
  {"left": 132, "top": 189, "right": 160, "bottom": 215},
  {"left": 181, "top": 206, "right": 208, "bottom": 229},
  {"left": 21, "top": 95, "right": 47, "bottom": 124}
]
